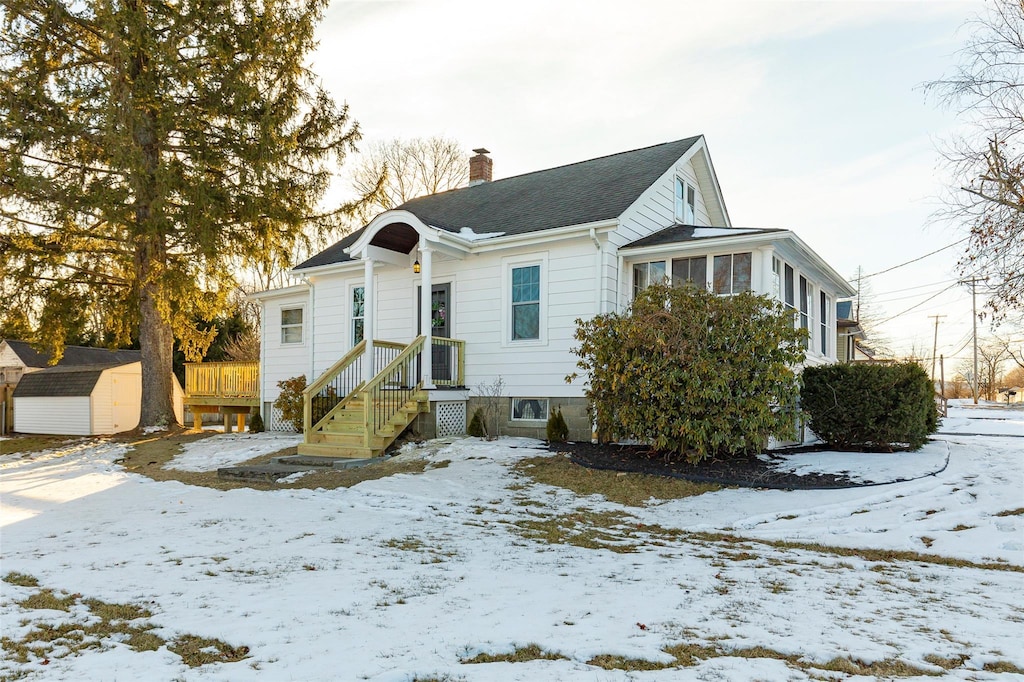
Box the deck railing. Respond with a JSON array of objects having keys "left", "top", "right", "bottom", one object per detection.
[
  {"left": 430, "top": 337, "right": 466, "bottom": 387},
  {"left": 184, "top": 361, "right": 259, "bottom": 399}
]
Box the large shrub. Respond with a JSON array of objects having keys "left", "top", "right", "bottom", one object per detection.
[
  {"left": 801, "top": 362, "right": 938, "bottom": 450},
  {"left": 273, "top": 375, "right": 306, "bottom": 433},
  {"left": 569, "top": 283, "right": 807, "bottom": 463}
]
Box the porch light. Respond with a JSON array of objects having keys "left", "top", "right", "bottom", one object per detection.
[{"left": 413, "top": 259, "right": 421, "bottom": 274}]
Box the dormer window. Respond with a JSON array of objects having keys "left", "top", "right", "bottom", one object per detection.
[{"left": 674, "top": 177, "right": 696, "bottom": 223}]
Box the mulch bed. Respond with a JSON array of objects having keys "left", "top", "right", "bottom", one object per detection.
[{"left": 551, "top": 441, "right": 862, "bottom": 490}]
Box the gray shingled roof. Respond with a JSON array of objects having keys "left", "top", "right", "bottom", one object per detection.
[
  {"left": 623, "top": 225, "right": 783, "bottom": 249},
  {"left": 295, "top": 137, "right": 703, "bottom": 270},
  {"left": 11, "top": 364, "right": 120, "bottom": 397},
  {"left": 3, "top": 340, "right": 140, "bottom": 368}
]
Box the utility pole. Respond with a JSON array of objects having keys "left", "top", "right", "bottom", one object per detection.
[
  {"left": 928, "top": 314, "right": 946, "bottom": 382},
  {"left": 959, "top": 277, "right": 986, "bottom": 405}
]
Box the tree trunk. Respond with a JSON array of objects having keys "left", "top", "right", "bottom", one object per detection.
[
  {"left": 136, "top": 239, "right": 178, "bottom": 427},
  {"left": 138, "top": 280, "right": 177, "bottom": 427}
]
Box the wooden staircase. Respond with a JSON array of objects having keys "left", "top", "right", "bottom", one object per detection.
[
  {"left": 297, "top": 392, "right": 428, "bottom": 458},
  {"left": 296, "top": 338, "right": 431, "bottom": 459}
]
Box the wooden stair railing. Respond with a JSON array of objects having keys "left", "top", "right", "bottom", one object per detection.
[
  {"left": 361, "top": 336, "right": 426, "bottom": 448},
  {"left": 302, "top": 339, "right": 406, "bottom": 441}
]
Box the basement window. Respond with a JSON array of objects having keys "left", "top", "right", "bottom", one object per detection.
[{"left": 511, "top": 398, "right": 548, "bottom": 421}]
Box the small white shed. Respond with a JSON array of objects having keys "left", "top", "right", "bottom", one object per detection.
[{"left": 12, "top": 362, "right": 183, "bottom": 435}]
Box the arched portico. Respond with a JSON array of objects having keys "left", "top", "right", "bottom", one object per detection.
[{"left": 343, "top": 211, "right": 468, "bottom": 387}]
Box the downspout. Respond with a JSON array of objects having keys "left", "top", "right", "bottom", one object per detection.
[
  {"left": 301, "top": 277, "right": 315, "bottom": 382},
  {"left": 259, "top": 299, "right": 266, "bottom": 422},
  {"left": 590, "top": 228, "right": 602, "bottom": 315},
  {"left": 616, "top": 252, "right": 625, "bottom": 313}
]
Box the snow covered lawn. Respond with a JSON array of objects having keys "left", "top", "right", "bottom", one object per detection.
[{"left": 1, "top": 405, "right": 1021, "bottom": 681}]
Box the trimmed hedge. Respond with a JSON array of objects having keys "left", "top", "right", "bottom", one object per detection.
[{"left": 801, "top": 362, "right": 938, "bottom": 450}]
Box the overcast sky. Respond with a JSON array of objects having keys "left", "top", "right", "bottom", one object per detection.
[{"left": 310, "top": 0, "right": 1016, "bottom": 366}]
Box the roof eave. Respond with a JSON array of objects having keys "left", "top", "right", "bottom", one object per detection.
[{"left": 619, "top": 230, "right": 786, "bottom": 258}]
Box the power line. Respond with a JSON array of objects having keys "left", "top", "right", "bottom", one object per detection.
[
  {"left": 874, "top": 282, "right": 961, "bottom": 326},
  {"left": 862, "top": 237, "right": 970, "bottom": 279},
  {"left": 869, "top": 277, "right": 960, "bottom": 297}
]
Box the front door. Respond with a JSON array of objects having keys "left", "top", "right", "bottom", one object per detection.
[{"left": 417, "top": 283, "right": 451, "bottom": 382}]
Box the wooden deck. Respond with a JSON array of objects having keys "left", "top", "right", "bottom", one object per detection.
[{"left": 183, "top": 361, "right": 259, "bottom": 432}]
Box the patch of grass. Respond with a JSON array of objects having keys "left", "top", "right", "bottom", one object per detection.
[
  {"left": 923, "top": 653, "right": 967, "bottom": 669},
  {"left": 168, "top": 634, "right": 249, "bottom": 667},
  {"left": 510, "top": 509, "right": 641, "bottom": 553},
  {"left": 995, "top": 507, "right": 1024, "bottom": 517},
  {"left": 17, "top": 589, "right": 78, "bottom": 611},
  {"left": 4, "top": 579, "right": 248, "bottom": 670},
  {"left": 983, "top": 661, "right": 1024, "bottom": 673},
  {"left": 587, "top": 642, "right": 945, "bottom": 677},
  {"left": 116, "top": 429, "right": 443, "bottom": 491},
  {"left": 83, "top": 598, "right": 152, "bottom": 622},
  {"left": 678, "top": 529, "right": 1024, "bottom": 574},
  {"left": 513, "top": 454, "right": 720, "bottom": 506},
  {"left": 462, "top": 643, "right": 567, "bottom": 664},
  {"left": 0, "top": 435, "right": 87, "bottom": 457},
  {"left": 2, "top": 572, "right": 39, "bottom": 587},
  {"left": 951, "top": 524, "right": 974, "bottom": 531},
  {"left": 506, "top": 510, "right": 1022, "bottom": 573},
  {"left": 587, "top": 654, "right": 672, "bottom": 671},
  {"left": 384, "top": 536, "right": 427, "bottom": 552},
  {"left": 815, "top": 657, "right": 939, "bottom": 677}
]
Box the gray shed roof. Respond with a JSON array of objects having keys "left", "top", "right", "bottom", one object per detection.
[
  {"left": 11, "top": 364, "right": 123, "bottom": 398},
  {"left": 3, "top": 340, "right": 140, "bottom": 368},
  {"left": 295, "top": 137, "right": 703, "bottom": 271}
]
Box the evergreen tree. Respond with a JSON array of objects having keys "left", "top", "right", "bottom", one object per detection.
[{"left": 1, "top": 0, "right": 361, "bottom": 425}]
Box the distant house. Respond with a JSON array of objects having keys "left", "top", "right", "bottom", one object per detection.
[
  {"left": 1, "top": 340, "right": 182, "bottom": 435},
  {"left": 835, "top": 301, "right": 875, "bottom": 363},
  {"left": 251, "top": 136, "right": 857, "bottom": 455}
]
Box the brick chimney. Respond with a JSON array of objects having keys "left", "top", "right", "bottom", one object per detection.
[{"left": 469, "top": 148, "right": 492, "bottom": 186}]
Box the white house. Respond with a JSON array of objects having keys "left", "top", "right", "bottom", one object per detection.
[{"left": 252, "top": 136, "right": 856, "bottom": 456}]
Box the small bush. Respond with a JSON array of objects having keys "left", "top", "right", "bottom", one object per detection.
[
  {"left": 467, "top": 408, "right": 487, "bottom": 438},
  {"left": 546, "top": 406, "right": 569, "bottom": 442},
  {"left": 248, "top": 411, "right": 265, "bottom": 433},
  {"left": 801, "top": 362, "right": 938, "bottom": 450},
  {"left": 273, "top": 375, "right": 306, "bottom": 432}
]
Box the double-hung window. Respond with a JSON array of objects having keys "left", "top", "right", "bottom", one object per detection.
[
  {"left": 799, "top": 276, "right": 811, "bottom": 349},
  {"left": 712, "top": 253, "right": 752, "bottom": 295},
  {"left": 511, "top": 265, "right": 540, "bottom": 340},
  {"left": 819, "top": 291, "right": 830, "bottom": 356},
  {"left": 351, "top": 287, "right": 365, "bottom": 345},
  {"left": 772, "top": 257, "right": 782, "bottom": 301},
  {"left": 281, "top": 307, "right": 303, "bottom": 344},
  {"left": 674, "top": 178, "right": 696, "bottom": 223},
  {"left": 784, "top": 264, "right": 796, "bottom": 322}
]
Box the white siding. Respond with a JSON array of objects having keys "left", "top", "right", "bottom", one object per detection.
[
  {"left": 108, "top": 364, "right": 142, "bottom": 433},
  {"left": 0, "top": 342, "right": 26, "bottom": 369},
  {"left": 91, "top": 369, "right": 113, "bottom": 433},
  {"left": 453, "top": 239, "right": 597, "bottom": 398},
  {"left": 294, "top": 237, "right": 601, "bottom": 400},
  {"left": 15, "top": 397, "right": 91, "bottom": 435},
  {"left": 261, "top": 292, "right": 312, "bottom": 404},
  {"left": 611, "top": 153, "right": 720, "bottom": 250}
]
